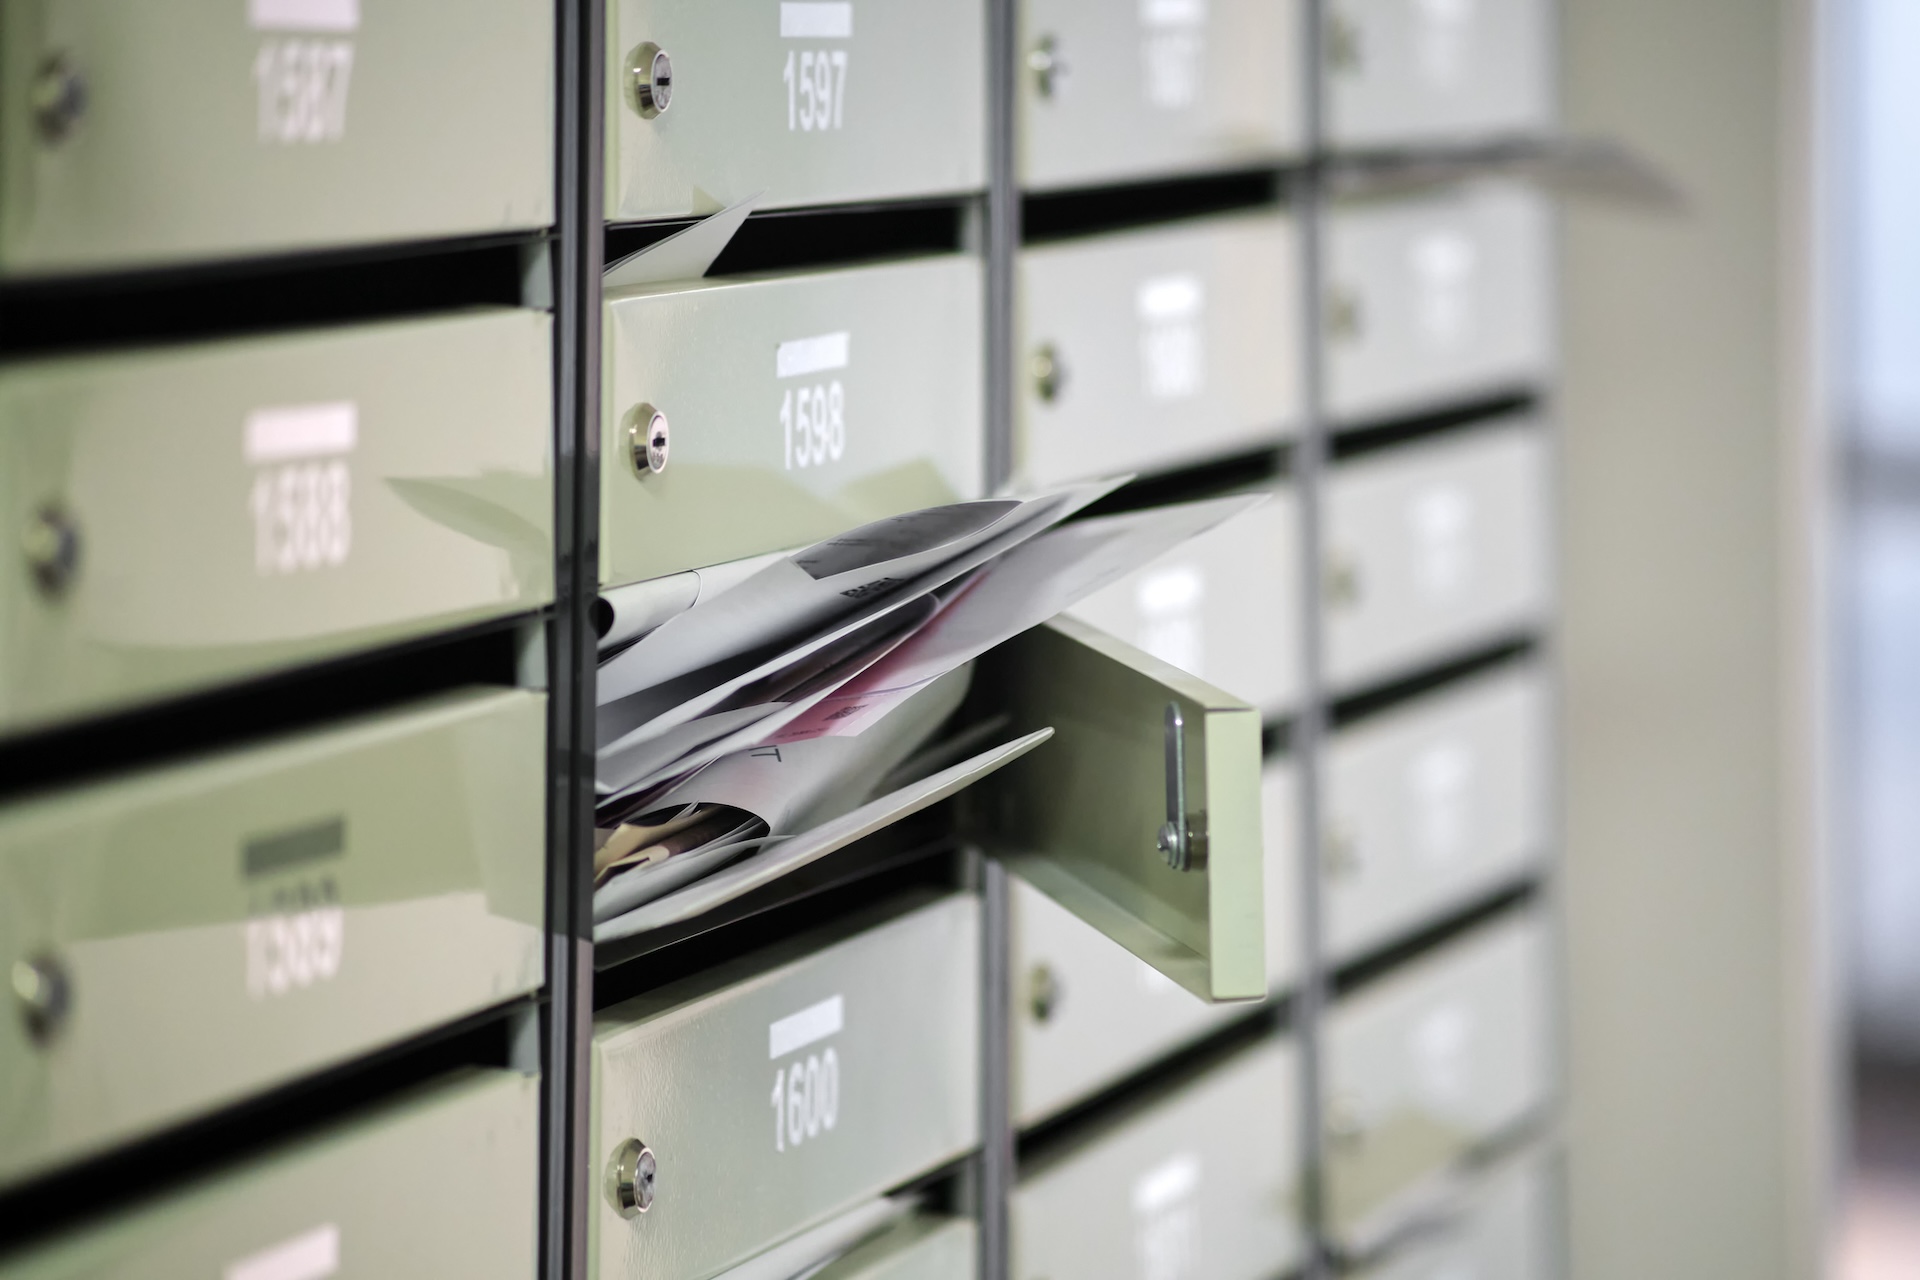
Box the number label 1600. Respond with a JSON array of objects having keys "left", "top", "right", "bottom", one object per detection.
[{"left": 770, "top": 1047, "right": 840, "bottom": 1152}]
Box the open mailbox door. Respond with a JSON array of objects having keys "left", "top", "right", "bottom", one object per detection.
[{"left": 965, "top": 615, "right": 1267, "bottom": 1002}]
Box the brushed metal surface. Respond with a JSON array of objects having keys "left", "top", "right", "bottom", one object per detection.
[
  {"left": 0, "top": 309, "right": 554, "bottom": 736},
  {"left": 1323, "top": 420, "right": 1548, "bottom": 691},
  {"left": 602, "top": 257, "right": 984, "bottom": 587},
  {"left": 1, "top": 0, "right": 553, "bottom": 274},
  {"left": 592, "top": 893, "right": 981, "bottom": 1280},
  {"left": 0, "top": 1070, "right": 540, "bottom": 1278},
  {"left": 608, "top": 0, "right": 985, "bottom": 218},
  {"left": 1011, "top": 1037, "right": 1304, "bottom": 1280},
  {"left": 1016, "top": 212, "right": 1301, "bottom": 488},
  {"left": 0, "top": 687, "right": 546, "bottom": 1188}
]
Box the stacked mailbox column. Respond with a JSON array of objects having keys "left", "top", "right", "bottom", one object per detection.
[{"left": 0, "top": 3, "right": 1563, "bottom": 1279}]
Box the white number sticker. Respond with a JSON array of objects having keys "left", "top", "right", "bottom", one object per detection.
[
  {"left": 770, "top": 1047, "right": 841, "bottom": 1152},
  {"left": 245, "top": 402, "right": 356, "bottom": 575},
  {"left": 252, "top": 38, "right": 355, "bottom": 143},
  {"left": 245, "top": 880, "right": 345, "bottom": 1000},
  {"left": 780, "top": 380, "right": 846, "bottom": 470},
  {"left": 783, "top": 48, "right": 849, "bottom": 131}
]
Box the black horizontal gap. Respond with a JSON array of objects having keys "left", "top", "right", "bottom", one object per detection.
[
  {"left": 0, "top": 234, "right": 541, "bottom": 359},
  {"left": 1262, "top": 717, "right": 1295, "bottom": 759},
  {"left": 1330, "top": 389, "right": 1542, "bottom": 460},
  {"left": 1330, "top": 636, "right": 1539, "bottom": 729},
  {"left": 0, "top": 616, "right": 530, "bottom": 804},
  {"left": 1017, "top": 999, "right": 1285, "bottom": 1163},
  {"left": 1331, "top": 878, "right": 1541, "bottom": 1000},
  {"left": 1069, "top": 443, "right": 1289, "bottom": 521},
  {"left": 0, "top": 998, "right": 531, "bottom": 1257},
  {"left": 592, "top": 832, "right": 962, "bottom": 1010},
  {"left": 1023, "top": 167, "right": 1289, "bottom": 243},
  {"left": 605, "top": 197, "right": 971, "bottom": 281}
]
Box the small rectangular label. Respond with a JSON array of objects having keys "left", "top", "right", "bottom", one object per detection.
[
  {"left": 225, "top": 1224, "right": 340, "bottom": 1280},
  {"left": 1132, "top": 1153, "right": 1201, "bottom": 1213},
  {"left": 780, "top": 1, "right": 853, "bottom": 38},
  {"left": 1140, "top": 0, "right": 1206, "bottom": 28},
  {"left": 775, "top": 331, "right": 852, "bottom": 379},
  {"left": 243, "top": 817, "right": 347, "bottom": 878},
  {"left": 768, "top": 994, "right": 844, "bottom": 1059},
  {"left": 249, "top": 0, "right": 360, "bottom": 31},
  {"left": 1137, "top": 273, "right": 1204, "bottom": 321},
  {"left": 245, "top": 402, "right": 358, "bottom": 464}
]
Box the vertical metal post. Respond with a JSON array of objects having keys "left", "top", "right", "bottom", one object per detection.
[
  {"left": 978, "top": 2, "right": 1021, "bottom": 1277},
  {"left": 1293, "top": 1, "right": 1334, "bottom": 1276},
  {"left": 543, "top": 0, "right": 605, "bottom": 1276}
]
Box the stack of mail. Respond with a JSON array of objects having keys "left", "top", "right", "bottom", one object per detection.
[{"left": 591, "top": 479, "right": 1261, "bottom": 943}]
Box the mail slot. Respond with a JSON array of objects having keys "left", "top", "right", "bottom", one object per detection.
[
  {"left": 1012, "top": 760, "right": 1295, "bottom": 1126},
  {"left": 1324, "top": 912, "right": 1553, "bottom": 1244},
  {"left": 1018, "top": 0, "right": 1303, "bottom": 191},
  {"left": 0, "top": 686, "right": 545, "bottom": 1188},
  {"left": 0, "top": 0, "right": 552, "bottom": 275},
  {"left": 968, "top": 615, "right": 1267, "bottom": 1003},
  {"left": 1351, "top": 1149, "right": 1555, "bottom": 1280},
  {"left": 1017, "top": 212, "right": 1301, "bottom": 489},
  {"left": 1324, "top": 0, "right": 1553, "bottom": 151},
  {"left": 1012, "top": 1037, "right": 1303, "bottom": 1280},
  {"left": 1324, "top": 180, "right": 1552, "bottom": 425},
  {"left": 1066, "top": 490, "right": 1298, "bottom": 717},
  {"left": 1323, "top": 420, "right": 1548, "bottom": 692},
  {"left": 1325, "top": 664, "right": 1548, "bottom": 962},
  {"left": 0, "top": 308, "right": 554, "bottom": 737},
  {"left": 0, "top": 1070, "right": 539, "bottom": 1279},
  {"left": 591, "top": 892, "right": 979, "bottom": 1280},
  {"left": 607, "top": 0, "right": 985, "bottom": 219},
  {"left": 602, "top": 256, "right": 984, "bottom": 587}
]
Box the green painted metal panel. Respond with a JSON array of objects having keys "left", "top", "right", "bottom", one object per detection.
[
  {"left": 966, "top": 616, "right": 1267, "bottom": 1003},
  {"left": 606, "top": 0, "right": 984, "bottom": 220},
  {"left": 0, "top": 1070, "right": 539, "bottom": 1278},
  {"left": 602, "top": 258, "right": 982, "bottom": 587},
  {"left": 0, "top": 687, "right": 546, "bottom": 1188},
  {"left": 1, "top": 0, "right": 554, "bottom": 275},
  {"left": 0, "top": 308, "right": 553, "bottom": 736},
  {"left": 592, "top": 893, "right": 980, "bottom": 1280}
]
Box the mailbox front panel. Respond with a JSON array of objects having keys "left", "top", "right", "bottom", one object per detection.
[
  {"left": 0, "top": 0, "right": 553, "bottom": 274},
  {"left": 1324, "top": 914, "right": 1553, "bottom": 1242},
  {"left": 0, "top": 687, "right": 546, "bottom": 1187},
  {"left": 0, "top": 1071, "right": 540, "bottom": 1279},
  {"left": 592, "top": 894, "right": 980, "bottom": 1280},
  {"left": 1012, "top": 1039, "right": 1304, "bottom": 1280},
  {"left": 1323, "top": 421, "right": 1548, "bottom": 691},
  {"left": 1018, "top": 214, "right": 1300, "bottom": 488},
  {"left": 608, "top": 0, "right": 986, "bottom": 218},
  {"left": 0, "top": 309, "right": 554, "bottom": 736},
  {"left": 602, "top": 258, "right": 984, "bottom": 586},
  {"left": 1067, "top": 491, "right": 1299, "bottom": 717},
  {"left": 1325, "top": 0, "right": 1553, "bottom": 150},
  {"left": 1018, "top": 0, "right": 1303, "bottom": 190},
  {"left": 1325, "top": 665, "right": 1548, "bottom": 961},
  {"left": 1325, "top": 182, "right": 1551, "bottom": 424}
]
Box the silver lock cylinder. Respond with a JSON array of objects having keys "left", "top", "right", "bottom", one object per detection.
[
  {"left": 30, "top": 54, "right": 87, "bottom": 144},
  {"left": 1028, "top": 963, "right": 1062, "bottom": 1023},
  {"left": 24, "top": 505, "right": 81, "bottom": 597},
  {"left": 628, "top": 404, "right": 670, "bottom": 477},
  {"left": 607, "top": 1138, "right": 657, "bottom": 1216},
  {"left": 630, "top": 43, "right": 674, "bottom": 118},
  {"left": 1028, "top": 35, "right": 1069, "bottom": 99},
  {"left": 1031, "top": 344, "right": 1067, "bottom": 404},
  {"left": 12, "top": 954, "right": 71, "bottom": 1044}
]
